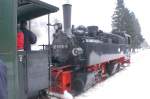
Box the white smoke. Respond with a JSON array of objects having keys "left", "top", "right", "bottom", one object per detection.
[
  {"left": 30, "top": 16, "right": 55, "bottom": 50},
  {"left": 64, "top": 0, "right": 72, "bottom": 4}
]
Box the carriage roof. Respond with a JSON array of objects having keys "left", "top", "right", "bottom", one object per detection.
[{"left": 18, "top": 0, "right": 59, "bottom": 22}]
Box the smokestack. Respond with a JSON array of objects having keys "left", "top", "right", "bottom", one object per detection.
[{"left": 63, "top": 3, "right": 72, "bottom": 35}]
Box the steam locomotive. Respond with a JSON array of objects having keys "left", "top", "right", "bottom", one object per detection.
[
  {"left": 50, "top": 3, "right": 131, "bottom": 96},
  {"left": 17, "top": 0, "right": 130, "bottom": 99},
  {"left": 51, "top": 25, "right": 131, "bottom": 96}
]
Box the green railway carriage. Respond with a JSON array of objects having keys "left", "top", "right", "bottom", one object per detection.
[{"left": 0, "top": 0, "right": 58, "bottom": 99}]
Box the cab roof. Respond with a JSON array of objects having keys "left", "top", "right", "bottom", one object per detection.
[{"left": 18, "top": 0, "right": 59, "bottom": 22}]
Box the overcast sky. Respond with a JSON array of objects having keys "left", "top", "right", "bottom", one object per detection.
[
  {"left": 41, "top": 0, "right": 116, "bottom": 32},
  {"left": 32, "top": 0, "right": 150, "bottom": 49}
]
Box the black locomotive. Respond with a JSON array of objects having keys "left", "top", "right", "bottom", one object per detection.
[
  {"left": 50, "top": 3, "right": 130, "bottom": 96},
  {"left": 51, "top": 25, "right": 130, "bottom": 95}
]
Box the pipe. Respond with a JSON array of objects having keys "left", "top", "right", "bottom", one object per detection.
[{"left": 63, "top": 3, "right": 72, "bottom": 36}]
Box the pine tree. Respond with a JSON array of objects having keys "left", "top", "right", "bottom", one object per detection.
[
  {"left": 112, "top": 0, "right": 144, "bottom": 49},
  {"left": 112, "top": 0, "right": 127, "bottom": 32}
]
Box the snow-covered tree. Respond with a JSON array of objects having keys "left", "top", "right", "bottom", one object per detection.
[{"left": 112, "top": 0, "right": 144, "bottom": 49}]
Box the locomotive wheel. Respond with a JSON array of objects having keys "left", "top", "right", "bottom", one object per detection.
[
  {"left": 72, "top": 78, "right": 84, "bottom": 95},
  {"left": 106, "top": 63, "right": 114, "bottom": 76},
  {"left": 106, "top": 62, "right": 121, "bottom": 76},
  {"left": 37, "top": 90, "right": 49, "bottom": 99},
  {"left": 116, "top": 63, "right": 121, "bottom": 72}
]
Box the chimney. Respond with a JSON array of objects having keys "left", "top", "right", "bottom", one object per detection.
[{"left": 63, "top": 3, "right": 72, "bottom": 36}]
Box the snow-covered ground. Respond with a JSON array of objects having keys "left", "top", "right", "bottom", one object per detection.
[{"left": 75, "top": 49, "right": 150, "bottom": 99}]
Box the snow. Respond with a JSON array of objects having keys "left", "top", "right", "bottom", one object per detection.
[
  {"left": 75, "top": 49, "right": 150, "bottom": 99},
  {"left": 63, "top": 90, "right": 73, "bottom": 99}
]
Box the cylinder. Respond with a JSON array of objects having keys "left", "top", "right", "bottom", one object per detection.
[{"left": 63, "top": 4, "right": 72, "bottom": 35}]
